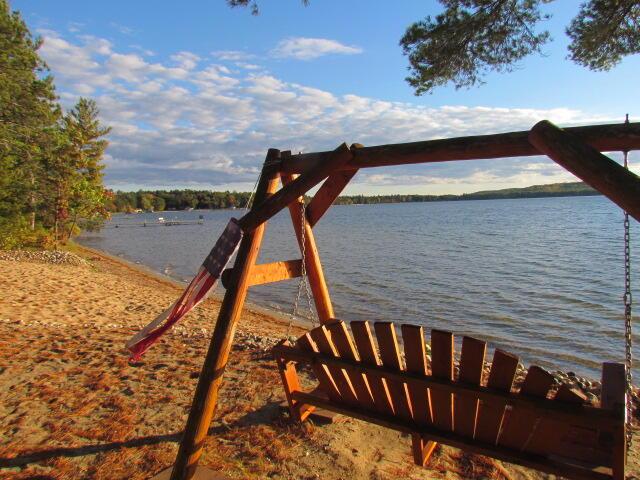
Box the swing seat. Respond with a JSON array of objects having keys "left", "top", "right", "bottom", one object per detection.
[{"left": 273, "top": 319, "right": 628, "bottom": 480}]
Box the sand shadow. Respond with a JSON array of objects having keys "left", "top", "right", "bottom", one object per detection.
[{"left": 0, "top": 401, "right": 286, "bottom": 469}]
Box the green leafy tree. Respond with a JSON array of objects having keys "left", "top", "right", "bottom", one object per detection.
[
  {"left": 152, "top": 195, "right": 166, "bottom": 212},
  {"left": 400, "top": 0, "right": 640, "bottom": 94},
  {"left": 228, "top": 0, "right": 639, "bottom": 94}
]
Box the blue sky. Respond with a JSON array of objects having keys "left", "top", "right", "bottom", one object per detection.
[{"left": 14, "top": 0, "right": 640, "bottom": 194}]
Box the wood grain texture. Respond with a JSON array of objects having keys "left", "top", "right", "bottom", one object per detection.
[
  {"left": 475, "top": 349, "right": 519, "bottom": 445},
  {"left": 499, "top": 366, "right": 555, "bottom": 450},
  {"left": 350, "top": 321, "right": 394, "bottom": 415},
  {"left": 529, "top": 120, "right": 640, "bottom": 222},
  {"left": 281, "top": 173, "right": 335, "bottom": 323},
  {"left": 326, "top": 320, "right": 376, "bottom": 410},
  {"left": 306, "top": 167, "right": 359, "bottom": 227},
  {"left": 454, "top": 336, "right": 486, "bottom": 439},
  {"left": 221, "top": 259, "right": 302, "bottom": 288},
  {"left": 401, "top": 324, "right": 433, "bottom": 425},
  {"left": 280, "top": 122, "right": 640, "bottom": 174},
  {"left": 296, "top": 332, "right": 341, "bottom": 401},
  {"left": 171, "top": 151, "right": 281, "bottom": 480},
  {"left": 238, "top": 143, "right": 352, "bottom": 232},
  {"left": 524, "top": 384, "right": 587, "bottom": 455},
  {"left": 601, "top": 363, "right": 627, "bottom": 480},
  {"left": 374, "top": 322, "right": 413, "bottom": 421},
  {"left": 430, "top": 329, "right": 454, "bottom": 432},
  {"left": 309, "top": 325, "right": 359, "bottom": 405}
]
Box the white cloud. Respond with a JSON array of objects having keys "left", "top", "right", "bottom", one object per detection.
[
  {"left": 270, "top": 37, "right": 363, "bottom": 60},
  {"left": 212, "top": 50, "right": 254, "bottom": 61},
  {"left": 110, "top": 22, "right": 135, "bottom": 36},
  {"left": 37, "top": 30, "right": 625, "bottom": 192}
]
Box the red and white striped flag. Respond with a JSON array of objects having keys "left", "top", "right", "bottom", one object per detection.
[{"left": 126, "top": 218, "right": 243, "bottom": 361}]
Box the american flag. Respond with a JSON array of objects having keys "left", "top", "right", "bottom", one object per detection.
[{"left": 126, "top": 218, "right": 243, "bottom": 361}]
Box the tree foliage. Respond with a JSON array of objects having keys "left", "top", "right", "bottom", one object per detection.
[
  {"left": 0, "top": 1, "right": 111, "bottom": 248},
  {"left": 400, "top": 0, "right": 640, "bottom": 94},
  {"left": 566, "top": 0, "right": 640, "bottom": 71},
  {"left": 227, "top": 0, "right": 638, "bottom": 94}
]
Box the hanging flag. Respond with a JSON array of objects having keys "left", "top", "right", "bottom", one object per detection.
[{"left": 126, "top": 218, "right": 243, "bottom": 361}]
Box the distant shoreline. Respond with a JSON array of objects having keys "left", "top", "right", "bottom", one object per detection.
[{"left": 108, "top": 181, "right": 598, "bottom": 213}]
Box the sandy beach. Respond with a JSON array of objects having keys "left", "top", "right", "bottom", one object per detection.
[{"left": 0, "top": 247, "right": 637, "bottom": 480}]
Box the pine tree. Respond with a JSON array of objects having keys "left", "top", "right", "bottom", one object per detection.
[
  {"left": 55, "top": 98, "right": 111, "bottom": 241},
  {"left": 0, "top": 0, "right": 60, "bottom": 246}
]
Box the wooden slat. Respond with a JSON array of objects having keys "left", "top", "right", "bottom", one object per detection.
[
  {"left": 221, "top": 259, "right": 302, "bottom": 288},
  {"left": 273, "top": 342, "right": 619, "bottom": 430},
  {"left": 306, "top": 167, "right": 359, "bottom": 227},
  {"left": 454, "top": 336, "right": 486, "bottom": 439},
  {"left": 401, "top": 324, "right": 433, "bottom": 425},
  {"left": 292, "top": 390, "right": 614, "bottom": 480},
  {"left": 374, "top": 322, "right": 413, "bottom": 421},
  {"left": 309, "top": 325, "right": 359, "bottom": 405},
  {"left": 402, "top": 324, "right": 438, "bottom": 466},
  {"left": 499, "top": 366, "right": 555, "bottom": 450},
  {"left": 430, "top": 329, "right": 454, "bottom": 432},
  {"left": 411, "top": 434, "right": 438, "bottom": 467},
  {"left": 326, "top": 320, "right": 376, "bottom": 410},
  {"left": 296, "top": 332, "right": 341, "bottom": 401},
  {"left": 475, "top": 349, "right": 519, "bottom": 445},
  {"left": 350, "top": 321, "right": 394, "bottom": 415},
  {"left": 601, "top": 363, "right": 626, "bottom": 412},
  {"left": 601, "top": 363, "right": 627, "bottom": 480},
  {"left": 524, "top": 384, "right": 587, "bottom": 456},
  {"left": 275, "top": 352, "right": 315, "bottom": 422}
]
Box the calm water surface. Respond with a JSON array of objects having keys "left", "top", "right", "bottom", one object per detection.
[{"left": 79, "top": 196, "right": 640, "bottom": 379}]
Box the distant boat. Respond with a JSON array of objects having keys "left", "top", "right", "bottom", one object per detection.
[{"left": 185, "top": 207, "right": 194, "bottom": 211}]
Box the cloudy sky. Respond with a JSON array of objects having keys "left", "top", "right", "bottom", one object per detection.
[{"left": 15, "top": 0, "right": 640, "bottom": 194}]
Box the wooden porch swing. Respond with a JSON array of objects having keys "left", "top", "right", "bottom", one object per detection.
[{"left": 166, "top": 120, "right": 640, "bottom": 480}]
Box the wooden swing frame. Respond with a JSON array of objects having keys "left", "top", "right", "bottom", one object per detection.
[{"left": 167, "top": 120, "right": 640, "bottom": 480}]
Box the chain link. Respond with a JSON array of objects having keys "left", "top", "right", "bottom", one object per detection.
[
  {"left": 290, "top": 197, "right": 318, "bottom": 331},
  {"left": 623, "top": 144, "right": 634, "bottom": 450}
]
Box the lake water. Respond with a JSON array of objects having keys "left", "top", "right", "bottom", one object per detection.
[{"left": 79, "top": 196, "right": 640, "bottom": 379}]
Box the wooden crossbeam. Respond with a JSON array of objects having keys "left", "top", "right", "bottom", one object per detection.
[
  {"left": 529, "top": 120, "right": 640, "bottom": 222},
  {"left": 221, "top": 259, "right": 302, "bottom": 288},
  {"left": 306, "top": 159, "right": 359, "bottom": 227},
  {"left": 238, "top": 143, "right": 352, "bottom": 233},
  {"left": 280, "top": 122, "right": 640, "bottom": 174}
]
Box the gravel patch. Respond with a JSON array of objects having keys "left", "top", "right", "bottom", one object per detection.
[{"left": 0, "top": 249, "right": 89, "bottom": 266}]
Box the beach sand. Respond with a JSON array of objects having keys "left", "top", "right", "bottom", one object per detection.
[{"left": 0, "top": 247, "right": 637, "bottom": 479}]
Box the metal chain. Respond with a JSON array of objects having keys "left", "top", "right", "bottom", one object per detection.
[
  {"left": 291, "top": 198, "right": 318, "bottom": 329},
  {"left": 623, "top": 138, "right": 634, "bottom": 449}
]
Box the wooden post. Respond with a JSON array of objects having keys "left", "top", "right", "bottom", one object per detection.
[
  {"left": 281, "top": 172, "right": 335, "bottom": 323},
  {"left": 529, "top": 120, "right": 640, "bottom": 222},
  {"left": 169, "top": 150, "right": 281, "bottom": 480},
  {"left": 238, "top": 143, "right": 352, "bottom": 233}
]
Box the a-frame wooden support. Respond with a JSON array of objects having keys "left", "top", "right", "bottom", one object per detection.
[
  {"left": 164, "top": 120, "right": 640, "bottom": 480},
  {"left": 169, "top": 145, "right": 352, "bottom": 480}
]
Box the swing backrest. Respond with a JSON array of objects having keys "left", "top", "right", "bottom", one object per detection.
[{"left": 273, "top": 319, "right": 627, "bottom": 480}]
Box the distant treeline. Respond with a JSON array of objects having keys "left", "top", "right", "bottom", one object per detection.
[{"left": 108, "top": 182, "right": 599, "bottom": 212}]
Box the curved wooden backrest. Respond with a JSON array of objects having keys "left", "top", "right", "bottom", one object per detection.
[{"left": 273, "top": 319, "right": 627, "bottom": 480}]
